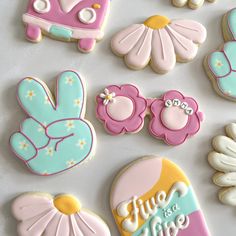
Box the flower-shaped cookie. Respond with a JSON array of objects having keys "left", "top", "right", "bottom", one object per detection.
[
  {"left": 149, "top": 90, "right": 204, "bottom": 145},
  {"left": 96, "top": 85, "right": 147, "bottom": 134},
  {"left": 205, "top": 41, "right": 236, "bottom": 101},
  {"left": 208, "top": 123, "right": 236, "bottom": 206},
  {"left": 12, "top": 192, "right": 111, "bottom": 236},
  {"left": 172, "top": 0, "right": 216, "bottom": 9},
  {"left": 111, "top": 15, "right": 206, "bottom": 74},
  {"left": 96, "top": 85, "right": 204, "bottom": 146},
  {"left": 10, "top": 71, "right": 96, "bottom": 175}
]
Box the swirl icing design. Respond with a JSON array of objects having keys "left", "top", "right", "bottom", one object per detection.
[
  {"left": 110, "top": 157, "right": 211, "bottom": 236},
  {"left": 208, "top": 123, "right": 236, "bottom": 206},
  {"left": 172, "top": 0, "right": 216, "bottom": 9},
  {"left": 111, "top": 15, "right": 206, "bottom": 74},
  {"left": 12, "top": 193, "right": 111, "bottom": 236},
  {"left": 96, "top": 86, "right": 204, "bottom": 146},
  {"left": 22, "top": 0, "right": 110, "bottom": 52},
  {"left": 10, "top": 71, "right": 96, "bottom": 176},
  {"left": 205, "top": 8, "right": 236, "bottom": 102}
]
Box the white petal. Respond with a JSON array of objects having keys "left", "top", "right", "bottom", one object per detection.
[
  {"left": 70, "top": 215, "right": 84, "bottom": 236},
  {"left": 100, "top": 93, "right": 106, "bottom": 98},
  {"left": 44, "top": 213, "right": 70, "bottom": 236},
  {"left": 151, "top": 29, "right": 176, "bottom": 73},
  {"left": 12, "top": 193, "right": 54, "bottom": 221},
  {"left": 111, "top": 92, "right": 116, "bottom": 97},
  {"left": 166, "top": 25, "right": 198, "bottom": 61},
  {"left": 169, "top": 20, "right": 207, "bottom": 44},
  {"left": 104, "top": 88, "right": 109, "bottom": 95},
  {"left": 125, "top": 27, "right": 153, "bottom": 69},
  {"left": 111, "top": 24, "right": 146, "bottom": 56}
]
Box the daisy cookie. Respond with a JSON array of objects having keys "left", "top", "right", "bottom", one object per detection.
[
  {"left": 208, "top": 123, "right": 236, "bottom": 206},
  {"left": 204, "top": 8, "right": 236, "bottom": 102},
  {"left": 12, "top": 192, "right": 111, "bottom": 236},
  {"left": 110, "top": 156, "right": 211, "bottom": 236},
  {"left": 172, "top": 0, "right": 216, "bottom": 10},
  {"left": 10, "top": 70, "right": 96, "bottom": 175},
  {"left": 22, "top": 0, "right": 110, "bottom": 52},
  {"left": 111, "top": 15, "right": 207, "bottom": 74},
  {"left": 96, "top": 86, "right": 204, "bottom": 146}
]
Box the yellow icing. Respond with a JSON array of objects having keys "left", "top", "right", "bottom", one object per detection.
[
  {"left": 144, "top": 15, "right": 170, "bottom": 30},
  {"left": 92, "top": 3, "right": 101, "bottom": 9},
  {"left": 112, "top": 159, "right": 190, "bottom": 236},
  {"left": 53, "top": 195, "right": 81, "bottom": 215}
]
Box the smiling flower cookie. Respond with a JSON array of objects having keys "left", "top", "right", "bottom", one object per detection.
[
  {"left": 10, "top": 71, "right": 96, "bottom": 175},
  {"left": 110, "top": 156, "right": 211, "bottom": 236},
  {"left": 96, "top": 85, "right": 204, "bottom": 146},
  {"left": 172, "top": 0, "right": 216, "bottom": 9},
  {"left": 12, "top": 192, "right": 111, "bottom": 236},
  {"left": 208, "top": 123, "right": 236, "bottom": 206},
  {"left": 111, "top": 15, "right": 206, "bottom": 74},
  {"left": 22, "top": 0, "right": 110, "bottom": 52}
]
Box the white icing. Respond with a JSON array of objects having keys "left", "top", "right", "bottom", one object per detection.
[
  {"left": 180, "top": 102, "right": 188, "bottom": 110},
  {"left": 165, "top": 100, "right": 173, "bottom": 108},
  {"left": 107, "top": 96, "right": 133, "bottom": 121},
  {"left": 173, "top": 99, "right": 181, "bottom": 107},
  {"left": 59, "top": 0, "right": 81, "bottom": 13},
  {"left": 33, "top": 0, "right": 51, "bottom": 13},
  {"left": 185, "top": 107, "right": 193, "bottom": 115},
  {"left": 116, "top": 199, "right": 131, "bottom": 217},
  {"left": 78, "top": 8, "right": 97, "bottom": 24}
]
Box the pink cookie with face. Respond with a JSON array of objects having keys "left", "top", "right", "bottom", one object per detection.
[
  {"left": 96, "top": 85, "right": 204, "bottom": 146},
  {"left": 22, "top": 0, "right": 110, "bottom": 52}
]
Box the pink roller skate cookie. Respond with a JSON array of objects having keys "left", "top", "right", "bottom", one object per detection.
[
  {"left": 96, "top": 85, "right": 204, "bottom": 146},
  {"left": 22, "top": 0, "right": 110, "bottom": 52}
]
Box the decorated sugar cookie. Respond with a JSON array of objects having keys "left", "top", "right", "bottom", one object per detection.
[
  {"left": 111, "top": 15, "right": 206, "bottom": 74},
  {"left": 208, "top": 123, "right": 236, "bottom": 206},
  {"left": 172, "top": 0, "right": 216, "bottom": 10},
  {"left": 12, "top": 192, "right": 111, "bottom": 235},
  {"left": 22, "top": 0, "right": 110, "bottom": 52},
  {"left": 96, "top": 85, "right": 204, "bottom": 146},
  {"left": 10, "top": 71, "right": 96, "bottom": 175},
  {"left": 110, "top": 156, "right": 211, "bottom": 236},
  {"left": 204, "top": 8, "right": 236, "bottom": 102}
]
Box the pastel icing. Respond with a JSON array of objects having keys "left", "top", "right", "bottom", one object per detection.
[
  {"left": 172, "top": 0, "right": 216, "bottom": 9},
  {"left": 12, "top": 192, "right": 111, "bottom": 236},
  {"left": 226, "top": 8, "right": 236, "bottom": 40},
  {"left": 110, "top": 157, "right": 210, "bottom": 236},
  {"left": 208, "top": 123, "right": 236, "bottom": 206},
  {"left": 22, "top": 0, "right": 110, "bottom": 52},
  {"left": 207, "top": 41, "right": 236, "bottom": 99},
  {"left": 96, "top": 86, "right": 204, "bottom": 146},
  {"left": 111, "top": 15, "right": 206, "bottom": 74},
  {"left": 10, "top": 71, "right": 96, "bottom": 176}
]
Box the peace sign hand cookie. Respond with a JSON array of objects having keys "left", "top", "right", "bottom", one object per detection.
[
  {"left": 10, "top": 71, "right": 96, "bottom": 176},
  {"left": 172, "top": 0, "right": 216, "bottom": 9}
]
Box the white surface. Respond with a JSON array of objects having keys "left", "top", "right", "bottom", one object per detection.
[{"left": 0, "top": 0, "right": 236, "bottom": 235}]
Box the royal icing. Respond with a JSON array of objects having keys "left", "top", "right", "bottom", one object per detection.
[
  {"left": 111, "top": 15, "right": 206, "bottom": 74},
  {"left": 172, "top": 0, "right": 216, "bottom": 9},
  {"left": 96, "top": 86, "right": 204, "bottom": 146},
  {"left": 22, "top": 0, "right": 110, "bottom": 52},
  {"left": 12, "top": 192, "right": 111, "bottom": 236},
  {"left": 208, "top": 123, "right": 236, "bottom": 206},
  {"left": 110, "top": 157, "right": 211, "bottom": 236},
  {"left": 10, "top": 71, "right": 96, "bottom": 176}
]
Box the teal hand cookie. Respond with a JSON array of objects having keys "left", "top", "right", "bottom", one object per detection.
[{"left": 10, "top": 71, "right": 96, "bottom": 175}]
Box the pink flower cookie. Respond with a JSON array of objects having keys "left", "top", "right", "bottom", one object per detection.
[
  {"left": 96, "top": 85, "right": 204, "bottom": 146},
  {"left": 22, "top": 0, "right": 110, "bottom": 52},
  {"left": 111, "top": 15, "right": 206, "bottom": 74},
  {"left": 12, "top": 192, "right": 111, "bottom": 236}
]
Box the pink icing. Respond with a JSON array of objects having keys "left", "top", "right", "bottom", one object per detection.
[
  {"left": 96, "top": 86, "right": 203, "bottom": 146},
  {"left": 107, "top": 96, "right": 134, "bottom": 121},
  {"left": 161, "top": 106, "right": 189, "bottom": 130},
  {"left": 110, "top": 157, "right": 162, "bottom": 209}
]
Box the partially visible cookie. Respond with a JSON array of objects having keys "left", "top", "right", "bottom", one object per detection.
[
  {"left": 208, "top": 123, "right": 236, "bottom": 206},
  {"left": 222, "top": 8, "right": 236, "bottom": 42},
  {"left": 172, "top": 0, "right": 216, "bottom": 10},
  {"left": 12, "top": 192, "right": 111, "bottom": 236},
  {"left": 110, "top": 156, "right": 211, "bottom": 236}
]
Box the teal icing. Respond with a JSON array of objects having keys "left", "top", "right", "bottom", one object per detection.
[
  {"left": 208, "top": 41, "right": 236, "bottom": 98},
  {"left": 10, "top": 71, "right": 95, "bottom": 175},
  {"left": 50, "top": 25, "right": 72, "bottom": 39},
  {"left": 228, "top": 8, "right": 236, "bottom": 40},
  {"left": 132, "top": 187, "right": 198, "bottom": 236}
]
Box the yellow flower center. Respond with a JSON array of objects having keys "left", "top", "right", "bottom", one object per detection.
[
  {"left": 144, "top": 15, "right": 170, "bottom": 30},
  {"left": 92, "top": 3, "right": 101, "bottom": 9},
  {"left": 105, "top": 94, "right": 113, "bottom": 100},
  {"left": 53, "top": 195, "right": 81, "bottom": 215}
]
